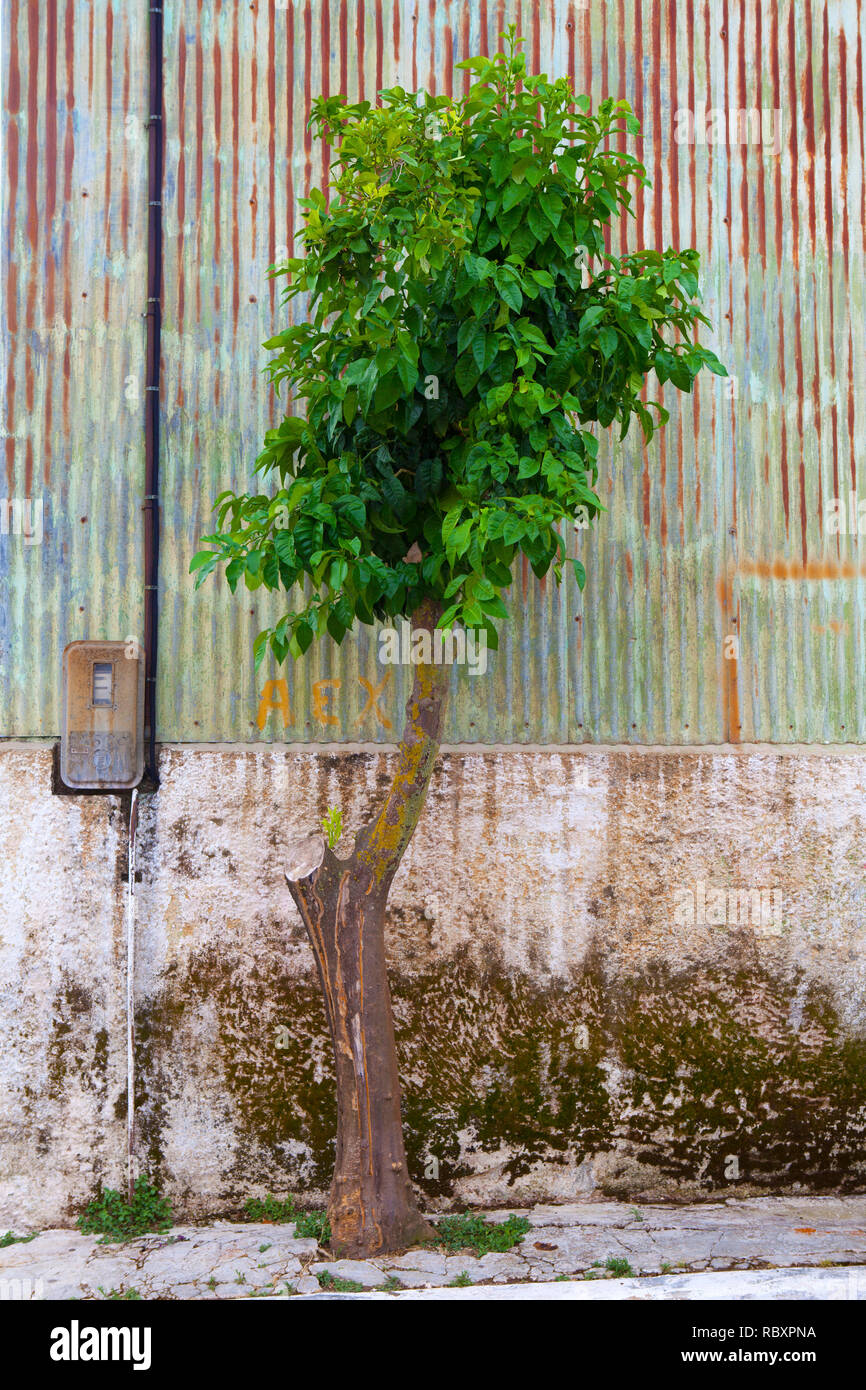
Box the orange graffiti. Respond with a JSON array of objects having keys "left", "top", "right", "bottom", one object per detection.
[
  {"left": 357, "top": 673, "right": 392, "bottom": 731},
  {"left": 312, "top": 678, "right": 342, "bottom": 726},
  {"left": 256, "top": 679, "right": 292, "bottom": 730}
]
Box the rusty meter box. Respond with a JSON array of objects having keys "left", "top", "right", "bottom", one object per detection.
[{"left": 60, "top": 641, "right": 145, "bottom": 790}]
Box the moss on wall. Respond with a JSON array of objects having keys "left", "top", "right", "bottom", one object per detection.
[{"left": 126, "top": 937, "right": 866, "bottom": 1212}]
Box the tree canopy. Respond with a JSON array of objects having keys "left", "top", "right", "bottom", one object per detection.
[{"left": 192, "top": 28, "right": 726, "bottom": 665}]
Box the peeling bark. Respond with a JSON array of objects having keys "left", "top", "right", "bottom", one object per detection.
[{"left": 285, "top": 600, "right": 449, "bottom": 1256}]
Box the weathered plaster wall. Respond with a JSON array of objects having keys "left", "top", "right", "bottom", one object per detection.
[{"left": 1, "top": 742, "right": 865, "bottom": 1228}]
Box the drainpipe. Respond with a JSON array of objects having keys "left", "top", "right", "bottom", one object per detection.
[
  {"left": 143, "top": 1, "right": 163, "bottom": 788},
  {"left": 127, "top": 1, "right": 163, "bottom": 1203},
  {"left": 126, "top": 788, "right": 139, "bottom": 1204}
]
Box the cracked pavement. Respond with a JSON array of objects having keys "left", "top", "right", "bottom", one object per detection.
[{"left": 2, "top": 1195, "right": 865, "bottom": 1300}]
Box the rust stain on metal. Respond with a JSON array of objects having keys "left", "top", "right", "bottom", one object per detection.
[{"left": 739, "top": 558, "right": 866, "bottom": 582}]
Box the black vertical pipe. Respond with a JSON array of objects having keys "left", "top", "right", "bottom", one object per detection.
[{"left": 143, "top": 3, "right": 163, "bottom": 787}]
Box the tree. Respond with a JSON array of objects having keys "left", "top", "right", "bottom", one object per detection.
[{"left": 192, "top": 28, "right": 726, "bottom": 1257}]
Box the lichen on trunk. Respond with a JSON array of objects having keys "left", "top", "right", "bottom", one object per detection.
[{"left": 285, "top": 600, "right": 449, "bottom": 1257}]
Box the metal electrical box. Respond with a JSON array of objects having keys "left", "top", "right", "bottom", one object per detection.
[{"left": 60, "top": 641, "right": 145, "bottom": 790}]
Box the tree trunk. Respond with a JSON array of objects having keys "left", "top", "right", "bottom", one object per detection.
[{"left": 285, "top": 599, "right": 449, "bottom": 1257}]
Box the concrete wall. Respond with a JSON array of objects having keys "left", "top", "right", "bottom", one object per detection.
[{"left": 1, "top": 742, "right": 865, "bottom": 1229}]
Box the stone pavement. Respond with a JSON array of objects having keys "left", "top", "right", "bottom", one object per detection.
[
  {"left": 271, "top": 1267, "right": 866, "bottom": 1300},
  {"left": 1, "top": 1195, "right": 865, "bottom": 1300}
]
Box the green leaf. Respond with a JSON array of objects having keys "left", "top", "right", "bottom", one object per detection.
[
  {"left": 487, "top": 382, "right": 514, "bottom": 410},
  {"left": 578, "top": 305, "right": 607, "bottom": 336},
  {"left": 539, "top": 189, "right": 563, "bottom": 227},
  {"left": 458, "top": 319, "right": 481, "bottom": 356},
  {"left": 358, "top": 359, "right": 379, "bottom": 414},
  {"left": 462, "top": 253, "right": 493, "bottom": 284},
  {"left": 472, "top": 331, "right": 499, "bottom": 374},
  {"left": 508, "top": 224, "right": 537, "bottom": 259},
  {"left": 501, "top": 180, "right": 531, "bottom": 213},
  {"left": 455, "top": 352, "right": 481, "bottom": 396},
  {"left": 415, "top": 456, "right": 443, "bottom": 500},
  {"left": 598, "top": 326, "right": 618, "bottom": 360},
  {"left": 479, "top": 593, "right": 508, "bottom": 619},
  {"left": 293, "top": 515, "right": 320, "bottom": 562},
  {"left": 396, "top": 355, "right": 418, "bottom": 393},
  {"left": 442, "top": 507, "right": 465, "bottom": 550},
  {"left": 446, "top": 519, "right": 473, "bottom": 563},
  {"left": 327, "top": 610, "right": 349, "bottom": 643},
  {"left": 373, "top": 370, "right": 404, "bottom": 413},
  {"left": 495, "top": 270, "right": 523, "bottom": 313},
  {"left": 380, "top": 467, "right": 408, "bottom": 513},
  {"left": 290, "top": 622, "right": 314, "bottom": 658},
  {"left": 334, "top": 494, "right": 366, "bottom": 530},
  {"left": 527, "top": 202, "right": 551, "bottom": 243},
  {"left": 490, "top": 150, "right": 512, "bottom": 185}
]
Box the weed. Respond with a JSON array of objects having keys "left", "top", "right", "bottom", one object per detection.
[
  {"left": 629, "top": 1207, "right": 644, "bottom": 1222},
  {"left": 605, "top": 1256, "right": 634, "bottom": 1277},
  {"left": 0, "top": 1231, "right": 37, "bottom": 1248},
  {"left": 382, "top": 1275, "right": 402, "bottom": 1291},
  {"left": 234, "top": 1271, "right": 247, "bottom": 1285},
  {"left": 316, "top": 1270, "right": 365, "bottom": 1293},
  {"left": 243, "top": 1194, "right": 296, "bottom": 1224},
  {"left": 243, "top": 1195, "right": 330, "bottom": 1243},
  {"left": 431, "top": 1212, "right": 530, "bottom": 1257},
  {"left": 99, "top": 1286, "right": 142, "bottom": 1300},
  {"left": 322, "top": 806, "right": 342, "bottom": 849},
  {"left": 293, "top": 1209, "right": 331, "bottom": 1243},
  {"left": 660, "top": 1262, "right": 673, "bottom": 1274},
  {"left": 258, "top": 1242, "right": 272, "bottom": 1253},
  {"left": 448, "top": 1271, "right": 474, "bottom": 1287},
  {"left": 77, "top": 1178, "right": 172, "bottom": 1243}
]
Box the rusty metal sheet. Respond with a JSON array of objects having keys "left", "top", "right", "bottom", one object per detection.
[
  {"left": 3, "top": 1, "right": 864, "bottom": 744},
  {"left": 2, "top": 0, "right": 148, "bottom": 736}
]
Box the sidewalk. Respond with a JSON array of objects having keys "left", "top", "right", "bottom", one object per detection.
[
  {"left": 272, "top": 1267, "right": 866, "bottom": 1300},
  {"left": 2, "top": 1195, "right": 865, "bottom": 1301}
]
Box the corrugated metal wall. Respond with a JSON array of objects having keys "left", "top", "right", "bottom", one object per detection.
[{"left": 2, "top": 0, "right": 864, "bottom": 744}]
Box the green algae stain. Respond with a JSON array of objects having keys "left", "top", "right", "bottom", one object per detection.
[
  {"left": 611, "top": 966, "right": 866, "bottom": 1191},
  {"left": 127, "top": 941, "right": 866, "bottom": 1207}
]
